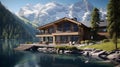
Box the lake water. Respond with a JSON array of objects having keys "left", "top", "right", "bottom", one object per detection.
[{"left": 0, "top": 40, "right": 114, "bottom": 67}]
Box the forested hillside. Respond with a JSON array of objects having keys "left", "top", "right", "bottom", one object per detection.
[{"left": 0, "top": 2, "right": 37, "bottom": 40}]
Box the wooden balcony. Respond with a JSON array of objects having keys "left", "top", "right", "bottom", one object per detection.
[
  {"left": 36, "top": 31, "right": 79, "bottom": 37},
  {"left": 52, "top": 31, "right": 79, "bottom": 36},
  {"left": 36, "top": 34, "right": 52, "bottom": 37}
]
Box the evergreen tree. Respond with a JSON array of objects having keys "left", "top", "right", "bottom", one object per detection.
[
  {"left": 90, "top": 8, "right": 100, "bottom": 40},
  {"left": 107, "top": 0, "right": 120, "bottom": 50}
]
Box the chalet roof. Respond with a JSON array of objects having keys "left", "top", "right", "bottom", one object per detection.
[{"left": 37, "top": 17, "right": 89, "bottom": 30}]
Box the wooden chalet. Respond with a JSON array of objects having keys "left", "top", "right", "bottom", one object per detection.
[{"left": 36, "top": 17, "right": 91, "bottom": 44}]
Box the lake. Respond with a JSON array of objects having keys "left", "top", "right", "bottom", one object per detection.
[{"left": 0, "top": 40, "right": 114, "bottom": 67}]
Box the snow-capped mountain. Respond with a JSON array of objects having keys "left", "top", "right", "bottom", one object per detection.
[{"left": 18, "top": 0, "right": 107, "bottom": 27}]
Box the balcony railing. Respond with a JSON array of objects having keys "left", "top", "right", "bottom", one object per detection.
[
  {"left": 36, "top": 32, "right": 52, "bottom": 35},
  {"left": 36, "top": 27, "right": 79, "bottom": 35}
]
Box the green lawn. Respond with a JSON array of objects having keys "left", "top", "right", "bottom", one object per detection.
[{"left": 80, "top": 41, "right": 120, "bottom": 51}]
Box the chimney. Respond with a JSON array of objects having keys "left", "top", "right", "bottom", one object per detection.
[{"left": 71, "top": 17, "right": 77, "bottom": 21}]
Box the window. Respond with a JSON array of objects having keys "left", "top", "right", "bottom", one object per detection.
[
  {"left": 48, "top": 27, "right": 54, "bottom": 34},
  {"left": 63, "top": 22, "right": 70, "bottom": 32},
  {"left": 73, "top": 24, "right": 78, "bottom": 32}
]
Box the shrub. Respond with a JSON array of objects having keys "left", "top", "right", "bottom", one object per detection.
[
  {"left": 81, "top": 40, "right": 93, "bottom": 44},
  {"left": 25, "top": 41, "right": 33, "bottom": 44},
  {"left": 55, "top": 46, "right": 78, "bottom": 50},
  {"left": 85, "top": 40, "right": 90, "bottom": 43},
  {"left": 80, "top": 41, "right": 85, "bottom": 44},
  {"left": 55, "top": 46, "right": 66, "bottom": 50},
  {"left": 65, "top": 46, "right": 78, "bottom": 50}
]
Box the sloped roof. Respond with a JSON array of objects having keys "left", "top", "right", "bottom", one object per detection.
[{"left": 37, "top": 17, "right": 89, "bottom": 30}]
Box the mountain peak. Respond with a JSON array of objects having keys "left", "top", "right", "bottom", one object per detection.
[
  {"left": 73, "top": 0, "right": 94, "bottom": 12},
  {"left": 83, "top": 0, "right": 94, "bottom": 11}
]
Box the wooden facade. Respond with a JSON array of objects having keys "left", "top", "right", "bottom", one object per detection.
[{"left": 36, "top": 17, "right": 91, "bottom": 44}]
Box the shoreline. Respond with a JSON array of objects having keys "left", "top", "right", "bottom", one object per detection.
[{"left": 14, "top": 44, "right": 120, "bottom": 66}]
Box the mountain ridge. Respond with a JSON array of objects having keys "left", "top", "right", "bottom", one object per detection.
[{"left": 18, "top": 0, "right": 107, "bottom": 27}]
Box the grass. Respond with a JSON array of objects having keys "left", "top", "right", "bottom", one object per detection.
[
  {"left": 55, "top": 45, "right": 78, "bottom": 50},
  {"left": 80, "top": 41, "right": 120, "bottom": 51}
]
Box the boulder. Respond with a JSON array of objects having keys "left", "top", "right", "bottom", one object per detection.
[
  {"left": 37, "top": 48, "right": 47, "bottom": 52},
  {"left": 83, "top": 48, "right": 95, "bottom": 51},
  {"left": 115, "top": 65, "right": 120, "bottom": 67},
  {"left": 107, "top": 53, "right": 120, "bottom": 60},
  {"left": 64, "top": 50, "right": 72, "bottom": 54},
  {"left": 99, "top": 54, "right": 108, "bottom": 60},
  {"left": 91, "top": 51, "right": 106, "bottom": 58},
  {"left": 89, "top": 49, "right": 103, "bottom": 55},
  {"left": 83, "top": 51, "right": 90, "bottom": 56}
]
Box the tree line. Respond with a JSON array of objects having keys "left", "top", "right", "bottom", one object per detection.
[{"left": 90, "top": 0, "right": 120, "bottom": 50}]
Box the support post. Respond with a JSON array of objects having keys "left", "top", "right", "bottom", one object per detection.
[{"left": 53, "top": 36, "right": 56, "bottom": 45}]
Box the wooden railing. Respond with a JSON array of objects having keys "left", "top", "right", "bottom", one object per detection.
[{"left": 37, "top": 27, "right": 79, "bottom": 35}]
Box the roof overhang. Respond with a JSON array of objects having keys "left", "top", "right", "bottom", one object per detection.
[{"left": 37, "top": 17, "right": 88, "bottom": 30}]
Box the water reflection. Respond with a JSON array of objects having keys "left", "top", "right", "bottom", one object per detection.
[
  {"left": 14, "top": 52, "right": 114, "bottom": 67},
  {"left": 0, "top": 40, "right": 114, "bottom": 67},
  {"left": 14, "top": 52, "right": 40, "bottom": 67}
]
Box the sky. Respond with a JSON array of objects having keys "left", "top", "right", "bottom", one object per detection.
[{"left": 0, "top": 0, "right": 109, "bottom": 13}]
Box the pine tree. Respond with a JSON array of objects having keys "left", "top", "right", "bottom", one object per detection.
[
  {"left": 90, "top": 8, "right": 100, "bottom": 40},
  {"left": 107, "top": 0, "right": 120, "bottom": 50}
]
